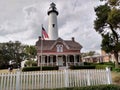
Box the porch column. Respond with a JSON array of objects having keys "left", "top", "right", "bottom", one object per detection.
[
  {"left": 52, "top": 56, "right": 53, "bottom": 66},
  {"left": 40, "top": 56, "right": 43, "bottom": 66},
  {"left": 37, "top": 55, "right": 40, "bottom": 66},
  {"left": 67, "top": 55, "right": 69, "bottom": 66},
  {"left": 50, "top": 56, "right": 53, "bottom": 66},
  {"left": 66, "top": 55, "right": 68, "bottom": 67},
  {"left": 56, "top": 55, "right": 58, "bottom": 66},
  {"left": 74, "top": 55, "right": 75, "bottom": 65},
  {"left": 75, "top": 55, "right": 77, "bottom": 64},
  {"left": 42, "top": 56, "right": 45, "bottom": 66}
]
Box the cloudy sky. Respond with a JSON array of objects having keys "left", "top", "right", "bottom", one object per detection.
[{"left": 0, "top": 0, "right": 102, "bottom": 53}]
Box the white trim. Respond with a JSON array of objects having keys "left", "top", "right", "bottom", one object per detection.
[{"left": 50, "top": 38, "right": 70, "bottom": 50}]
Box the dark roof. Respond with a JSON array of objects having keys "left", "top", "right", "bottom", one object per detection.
[{"left": 36, "top": 37, "right": 82, "bottom": 50}]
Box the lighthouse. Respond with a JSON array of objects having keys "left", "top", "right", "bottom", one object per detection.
[{"left": 47, "top": 2, "right": 59, "bottom": 40}]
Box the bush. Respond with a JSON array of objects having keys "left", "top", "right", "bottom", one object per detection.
[
  {"left": 25, "top": 60, "right": 37, "bottom": 67},
  {"left": 113, "top": 68, "right": 120, "bottom": 72},
  {"left": 83, "top": 62, "right": 114, "bottom": 70},
  {"left": 0, "top": 64, "right": 9, "bottom": 69},
  {"left": 22, "top": 66, "right": 59, "bottom": 72},
  {"left": 69, "top": 65, "right": 95, "bottom": 69},
  {"left": 39, "top": 84, "right": 120, "bottom": 90},
  {"left": 84, "top": 62, "right": 93, "bottom": 65},
  {"left": 97, "top": 62, "right": 113, "bottom": 65},
  {"left": 95, "top": 65, "right": 113, "bottom": 69}
]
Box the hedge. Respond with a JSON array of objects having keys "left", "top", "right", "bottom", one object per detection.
[
  {"left": 84, "top": 62, "right": 92, "bottom": 65},
  {"left": 113, "top": 68, "right": 120, "bottom": 72},
  {"left": 22, "top": 66, "right": 59, "bottom": 72},
  {"left": 34, "top": 84, "right": 120, "bottom": 90},
  {"left": 95, "top": 65, "right": 113, "bottom": 69},
  {"left": 69, "top": 65, "right": 95, "bottom": 69}
]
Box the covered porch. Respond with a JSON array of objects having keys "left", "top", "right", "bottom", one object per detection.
[{"left": 37, "top": 54, "right": 83, "bottom": 67}]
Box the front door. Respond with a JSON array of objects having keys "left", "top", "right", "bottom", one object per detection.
[{"left": 58, "top": 56, "right": 63, "bottom": 66}]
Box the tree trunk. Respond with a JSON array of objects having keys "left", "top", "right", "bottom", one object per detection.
[{"left": 114, "top": 52, "right": 119, "bottom": 68}]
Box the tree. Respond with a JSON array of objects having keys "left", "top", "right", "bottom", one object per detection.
[
  {"left": 6, "top": 41, "right": 26, "bottom": 65},
  {"left": 24, "top": 45, "right": 37, "bottom": 60},
  {"left": 94, "top": 0, "right": 120, "bottom": 68},
  {"left": 0, "top": 41, "right": 27, "bottom": 69},
  {"left": 0, "top": 41, "right": 37, "bottom": 69},
  {"left": 81, "top": 51, "right": 96, "bottom": 57},
  {"left": 0, "top": 43, "right": 10, "bottom": 69},
  {"left": 25, "top": 60, "right": 37, "bottom": 67}
]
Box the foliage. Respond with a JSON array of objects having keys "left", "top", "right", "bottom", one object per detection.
[
  {"left": 0, "top": 41, "right": 37, "bottom": 69},
  {"left": 95, "top": 65, "right": 113, "bottom": 69},
  {"left": 94, "top": 0, "right": 120, "bottom": 68},
  {"left": 22, "top": 66, "right": 59, "bottom": 72},
  {"left": 0, "top": 41, "right": 26, "bottom": 68},
  {"left": 25, "top": 60, "right": 37, "bottom": 67},
  {"left": 24, "top": 45, "right": 37, "bottom": 60},
  {"left": 69, "top": 65, "right": 95, "bottom": 69},
  {"left": 113, "top": 68, "right": 120, "bottom": 72},
  {"left": 94, "top": 62, "right": 114, "bottom": 66},
  {"left": 81, "top": 51, "right": 96, "bottom": 57},
  {"left": 83, "top": 62, "right": 92, "bottom": 65},
  {"left": 39, "top": 84, "right": 120, "bottom": 90},
  {"left": 83, "top": 62, "right": 114, "bottom": 70}
]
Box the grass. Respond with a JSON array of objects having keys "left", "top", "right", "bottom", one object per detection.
[
  {"left": 0, "top": 69, "right": 17, "bottom": 73},
  {"left": 111, "top": 71, "right": 120, "bottom": 85}
]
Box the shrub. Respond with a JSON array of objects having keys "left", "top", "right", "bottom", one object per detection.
[
  {"left": 113, "top": 68, "right": 120, "bottom": 72},
  {"left": 22, "top": 66, "right": 59, "bottom": 72},
  {"left": 25, "top": 60, "right": 37, "bottom": 67},
  {"left": 97, "top": 62, "right": 114, "bottom": 65},
  {"left": 69, "top": 65, "right": 95, "bottom": 69},
  {"left": 84, "top": 62, "right": 92, "bottom": 65},
  {"left": 39, "top": 84, "right": 120, "bottom": 90},
  {"left": 95, "top": 65, "right": 113, "bottom": 70},
  {"left": 103, "top": 62, "right": 114, "bottom": 65},
  {"left": 83, "top": 62, "right": 114, "bottom": 70}
]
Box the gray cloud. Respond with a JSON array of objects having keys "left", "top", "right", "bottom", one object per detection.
[{"left": 0, "top": 0, "right": 102, "bottom": 53}]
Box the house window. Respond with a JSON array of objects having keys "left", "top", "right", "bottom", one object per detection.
[{"left": 56, "top": 45, "right": 63, "bottom": 52}]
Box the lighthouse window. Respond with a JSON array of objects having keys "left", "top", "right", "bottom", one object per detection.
[
  {"left": 52, "top": 24, "right": 55, "bottom": 28},
  {"left": 56, "top": 45, "right": 63, "bottom": 52}
]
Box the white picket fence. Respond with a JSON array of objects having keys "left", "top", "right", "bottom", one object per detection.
[{"left": 0, "top": 68, "right": 112, "bottom": 90}]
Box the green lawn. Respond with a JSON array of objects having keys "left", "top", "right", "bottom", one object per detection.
[{"left": 0, "top": 69, "right": 17, "bottom": 73}]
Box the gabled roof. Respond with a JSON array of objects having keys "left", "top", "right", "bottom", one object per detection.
[
  {"left": 50, "top": 38, "right": 70, "bottom": 50},
  {"left": 35, "top": 37, "right": 82, "bottom": 50}
]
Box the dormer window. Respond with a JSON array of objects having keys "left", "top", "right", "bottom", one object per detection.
[{"left": 56, "top": 44, "right": 63, "bottom": 52}]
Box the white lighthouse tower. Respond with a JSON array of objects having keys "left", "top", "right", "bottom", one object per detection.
[{"left": 48, "top": 2, "right": 59, "bottom": 40}]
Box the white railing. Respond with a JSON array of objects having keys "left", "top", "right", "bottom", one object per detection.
[{"left": 0, "top": 68, "right": 112, "bottom": 90}]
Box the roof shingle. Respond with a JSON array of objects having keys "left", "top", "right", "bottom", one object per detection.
[{"left": 36, "top": 37, "right": 82, "bottom": 50}]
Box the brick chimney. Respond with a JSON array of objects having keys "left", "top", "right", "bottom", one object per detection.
[
  {"left": 72, "top": 37, "right": 75, "bottom": 42},
  {"left": 39, "top": 36, "right": 42, "bottom": 40}
]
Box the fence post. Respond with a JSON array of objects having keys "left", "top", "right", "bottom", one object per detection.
[
  {"left": 64, "top": 70, "right": 69, "bottom": 87},
  {"left": 87, "top": 70, "right": 90, "bottom": 86},
  {"left": 16, "top": 70, "right": 20, "bottom": 90},
  {"left": 106, "top": 67, "right": 112, "bottom": 84}
]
